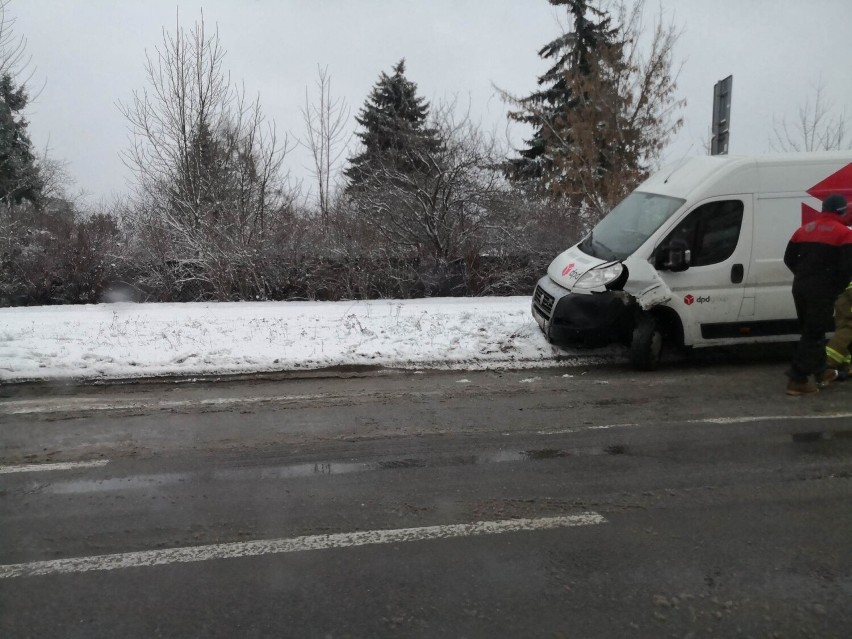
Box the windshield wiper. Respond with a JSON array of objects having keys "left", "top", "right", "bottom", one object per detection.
[{"left": 584, "top": 231, "right": 615, "bottom": 260}]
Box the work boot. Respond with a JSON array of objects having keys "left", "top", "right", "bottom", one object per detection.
[
  {"left": 785, "top": 379, "right": 819, "bottom": 396},
  {"left": 825, "top": 360, "right": 851, "bottom": 381},
  {"left": 816, "top": 369, "right": 839, "bottom": 389}
]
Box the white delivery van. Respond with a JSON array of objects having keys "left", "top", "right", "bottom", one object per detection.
[{"left": 531, "top": 152, "right": 852, "bottom": 369}]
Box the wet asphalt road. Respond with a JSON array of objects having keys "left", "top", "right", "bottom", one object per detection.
[{"left": 1, "top": 356, "right": 851, "bottom": 638}]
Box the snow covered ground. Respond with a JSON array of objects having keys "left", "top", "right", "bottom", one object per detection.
[{"left": 0, "top": 297, "right": 623, "bottom": 383}]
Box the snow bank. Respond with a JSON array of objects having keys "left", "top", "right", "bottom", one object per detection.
[{"left": 0, "top": 298, "right": 622, "bottom": 382}]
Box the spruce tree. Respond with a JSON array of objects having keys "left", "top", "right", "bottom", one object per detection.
[
  {"left": 345, "top": 60, "right": 441, "bottom": 190},
  {"left": 508, "top": 0, "right": 683, "bottom": 221},
  {"left": 0, "top": 73, "right": 42, "bottom": 208},
  {"left": 506, "top": 0, "right": 619, "bottom": 185}
]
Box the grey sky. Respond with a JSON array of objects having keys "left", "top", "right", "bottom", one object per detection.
[{"left": 9, "top": 0, "right": 852, "bottom": 206}]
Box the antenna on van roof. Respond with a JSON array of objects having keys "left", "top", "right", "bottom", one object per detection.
[{"left": 663, "top": 164, "right": 682, "bottom": 184}]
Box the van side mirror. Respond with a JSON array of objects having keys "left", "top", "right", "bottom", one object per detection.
[{"left": 657, "top": 239, "right": 691, "bottom": 272}]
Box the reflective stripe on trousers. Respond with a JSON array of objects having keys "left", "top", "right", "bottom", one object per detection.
[{"left": 826, "top": 287, "right": 852, "bottom": 366}]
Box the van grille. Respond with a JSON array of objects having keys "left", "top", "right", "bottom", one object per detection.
[{"left": 533, "top": 285, "right": 555, "bottom": 318}]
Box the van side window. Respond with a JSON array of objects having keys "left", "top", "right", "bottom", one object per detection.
[{"left": 660, "top": 200, "right": 744, "bottom": 267}]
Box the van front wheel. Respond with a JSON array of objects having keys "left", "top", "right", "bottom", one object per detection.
[{"left": 629, "top": 313, "right": 663, "bottom": 371}]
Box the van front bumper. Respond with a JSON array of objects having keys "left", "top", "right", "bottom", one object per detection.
[{"left": 532, "top": 276, "right": 635, "bottom": 347}]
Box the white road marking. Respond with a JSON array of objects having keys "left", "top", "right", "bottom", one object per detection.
[
  {"left": 536, "top": 423, "right": 638, "bottom": 435},
  {"left": 587, "top": 422, "right": 639, "bottom": 430},
  {"left": 0, "top": 460, "right": 110, "bottom": 474},
  {"left": 536, "top": 412, "right": 852, "bottom": 435},
  {"left": 0, "top": 512, "right": 605, "bottom": 579},
  {"left": 690, "top": 412, "right": 852, "bottom": 425}
]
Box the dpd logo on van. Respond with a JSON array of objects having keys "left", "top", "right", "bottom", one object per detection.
[
  {"left": 561, "top": 263, "right": 576, "bottom": 276},
  {"left": 684, "top": 294, "right": 694, "bottom": 305},
  {"left": 684, "top": 294, "right": 711, "bottom": 305}
]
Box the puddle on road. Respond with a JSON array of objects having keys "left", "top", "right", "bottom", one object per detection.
[
  {"left": 39, "top": 446, "right": 623, "bottom": 494},
  {"left": 48, "top": 472, "right": 189, "bottom": 494},
  {"left": 44, "top": 430, "right": 852, "bottom": 495},
  {"left": 603, "top": 444, "right": 628, "bottom": 455},
  {"left": 522, "top": 448, "right": 571, "bottom": 460},
  {"left": 377, "top": 458, "right": 427, "bottom": 470},
  {"left": 791, "top": 430, "right": 852, "bottom": 445}
]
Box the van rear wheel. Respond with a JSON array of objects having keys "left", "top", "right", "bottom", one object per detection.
[{"left": 630, "top": 313, "right": 663, "bottom": 371}]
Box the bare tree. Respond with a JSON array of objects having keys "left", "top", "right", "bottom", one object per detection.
[
  {"left": 35, "top": 149, "right": 73, "bottom": 201},
  {"left": 358, "top": 103, "right": 501, "bottom": 256},
  {"left": 557, "top": 4, "right": 683, "bottom": 220},
  {"left": 500, "top": 0, "right": 684, "bottom": 226},
  {"left": 345, "top": 100, "right": 513, "bottom": 294},
  {"left": 770, "top": 80, "right": 850, "bottom": 152},
  {"left": 118, "top": 13, "right": 297, "bottom": 300},
  {"left": 0, "top": 0, "right": 30, "bottom": 82},
  {"left": 300, "top": 65, "right": 351, "bottom": 226},
  {"left": 561, "top": 1, "right": 682, "bottom": 221}
]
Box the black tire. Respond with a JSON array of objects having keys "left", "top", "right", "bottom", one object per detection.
[{"left": 629, "top": 313, "right": 663, "bottom": 371}]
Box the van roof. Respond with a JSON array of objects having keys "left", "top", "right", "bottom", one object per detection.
[{"left": 639, "top": 151, "right": 852, "bottom": 200}]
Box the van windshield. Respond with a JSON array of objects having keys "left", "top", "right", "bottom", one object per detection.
[{"left": 579, "top": 192, "right": 685, "bottom": 260}]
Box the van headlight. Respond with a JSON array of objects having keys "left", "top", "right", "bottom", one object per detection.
[{"left": 573, "top": 263, "right": 625, "bottom": 290}]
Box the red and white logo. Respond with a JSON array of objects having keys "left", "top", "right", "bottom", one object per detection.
[
  {"left": 561, "top": 263, "right": 576, "bottom": 277},
  {"left": 801, "top": 162, "right": 852, "bottom": 224},
  {"left": 684, "top": 294, "right": 695, "bottom": 306}
]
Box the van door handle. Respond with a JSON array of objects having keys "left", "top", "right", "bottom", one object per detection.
[{"left": 731, "top": 263, "right": 744, "bottom": 284}]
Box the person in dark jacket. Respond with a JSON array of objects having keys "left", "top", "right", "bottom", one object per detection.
[{"left": 783, "top": 193, "right": 852, "bottom": 395}]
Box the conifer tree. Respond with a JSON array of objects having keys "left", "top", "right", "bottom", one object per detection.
[
  {"left": 506, "top": 0, "right": 617, "bottom": 184},
  {"left": 345, "top": 60, "right": 441, "bottom": 190},
  {"left": 0, "top": 72, "right": 42, "bottom": 208},
  {"left": 1, "top": 0, "right": 43, "bottom": 208},
  {"left": 505, "top": 0, "right": 683, "bottom": 222}
]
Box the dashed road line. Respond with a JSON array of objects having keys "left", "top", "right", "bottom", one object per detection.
[
  {"left": 0, "top": 512, "right": 606, "bottom": 579},
  {"left": 690, "top": 412, "right": 852, "bottom": 425},
  {"left": 0, "top": 460, "right": 110, "bottom": 474},
  {"left": 536, "top": 423, "right": 639, "bottom": 435}
]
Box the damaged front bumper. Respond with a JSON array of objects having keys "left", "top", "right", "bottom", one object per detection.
[{"left": 532, "top": 275, "right": 637, "bottom": 347}]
